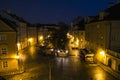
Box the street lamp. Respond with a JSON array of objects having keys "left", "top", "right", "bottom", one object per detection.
[
  {"left": 15, "top": 55, "right": 20, "bottom": 59},
  {"left": 39, "top": 35, "right": 44, "bottom": 46},
  {"left": 17, "top": 43, "right": 21, "bottom": 51},
  {"left": 96, "top": 49, "right": 106, "bottom": 63},
  {"left": 28, "top": 38, "right": 33, "bottom": 42},
  {"left": 39, "top": 36, "right": 43, "bottom": 41},
  {"left": 100, "top": 51, "right": 105, "bottom": 56}
]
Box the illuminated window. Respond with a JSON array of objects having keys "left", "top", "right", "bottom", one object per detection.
[
  {"left": 3, "top": 61, "right": 8, "bottom": 68},
  {"left": 1, "top": 48, "right": 7, "bottom": 54}
]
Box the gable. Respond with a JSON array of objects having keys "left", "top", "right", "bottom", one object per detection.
[{"left": 0, "top": 20, "right": 14, "bottom": 32}]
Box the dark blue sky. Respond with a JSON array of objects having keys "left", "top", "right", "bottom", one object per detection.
[{"left": 0, "top": 0, "right": 117, "bottom": 24}]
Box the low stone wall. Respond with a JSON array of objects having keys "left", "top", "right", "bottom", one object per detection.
[{"left": 98, "top": 62, "right": 120, "bottom": 80}]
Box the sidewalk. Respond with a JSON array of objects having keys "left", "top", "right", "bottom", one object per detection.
[
  {"left": 0, "top": 69, "right": 24, "bottom": 76},
  {"left": 98, "top": 62, "right": 120, "bottom": 80}
]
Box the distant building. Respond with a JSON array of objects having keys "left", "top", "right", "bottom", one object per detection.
[
  {"left": 85, "top": 2, "right": 120, "bottom": 53},
  {"left": 36, "top": 24, "right": 60, "bottom": 47},
  {"left": 68, "top": 17, "right": 86, "bottom": 55},
  {"left": 27, "top": 24, "right": 37, "bottom": 46}
]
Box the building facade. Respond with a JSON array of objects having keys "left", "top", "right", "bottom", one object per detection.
[
  {"left": 0, "top": 19, "right": 19, "bottom": 73},
  {"left": 0, "top": 10, "right": 28, "bottom": 51},
  {"left": 68, "top": 17, "right": 86, "bottom": 55},
  {"left": 27, "top": 24, "right": 37, "bottom": 46},
  {"left": 85, "top": 2, "right": 120, "bottom": 74}
]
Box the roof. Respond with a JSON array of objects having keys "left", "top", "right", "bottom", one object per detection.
[
  {"left": 0, "top": 10, "right": 27, "bottom": 23},
  {"left": 104, "top": 2, "right": 120, "bottom": 20},
  {"left": 72, "top": 17, "right": 85, "bottom": 30},
  {"left": 86, "top": 2, "right": 120, "bottom": 24},
  {"left": 0, "top": 16, "right": 17, "bottom": 31}
]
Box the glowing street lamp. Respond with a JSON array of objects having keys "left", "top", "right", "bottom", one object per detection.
[
  {"left": 28, "top": 38, "right": 33, "bottom": 42},
  {"left": 48, "top": 35, "right": 51, "bottom": 38},
  {"left": 15, "top": 55, "right": 20, "bottom": 59},
  {"left": 100, "top": 51, "right": 105, "bottom": 56},
  {"left": 39, "top": 36, "right": 43, "bottom": 41},
  {"left": 17, "top": 43, "right": 21, "bottom": 51},
  {"left": 39, "top": 36, "right": 44, "bottom": 46},
  {"left": 96, "top": 49, "right": 106, "bottom": 63}
]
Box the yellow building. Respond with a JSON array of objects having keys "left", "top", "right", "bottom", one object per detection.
[
  {"left": 0, "top": 18, "right": 19, "bottom": 73},
  {"left": 85, "top": 2, "right": 120, "bottom": 53},
  {"left": 17, "top": 21, "right": 28, "bottom": 49},
  {"left": 27, "top": 24, "right": 37, "bottom": 46},
  {"left": 85, "top": 2, "right": 120, "bottom": 73},
  {"left": 0, "top": 10, "right": 28, "bottom": 50}
]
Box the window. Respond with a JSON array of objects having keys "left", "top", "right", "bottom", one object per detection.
[
  {"left": 0, "top": 35, "right": 6, "bottom": 41},
  {"left": 1, "top": 48, "right": 7, "bottom": 54},
  {"left": 81, "top": 32, "right": 83, "bottom": 35},
  {"left": 3, "top": 61, "right": 8, "bottom": 68},
  {"left": 100, "top": 35, "right": 103, "bottom": 39},
  {"left": 97, "top": 25, "right": 100, "bottom": 28}
]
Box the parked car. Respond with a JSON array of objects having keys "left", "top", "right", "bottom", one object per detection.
[
  {"left": 80, "top": 49, "right": 94, "bottom": 63},
  {"left": 85, "top": 53, "right": 94, "bottom": 63},
  {"left": 55, "top": 49, "right": 68, "bottom": 57}
]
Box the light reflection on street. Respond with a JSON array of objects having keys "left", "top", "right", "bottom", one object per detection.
[
  {"left": 54, "top": 56, "right": 116, "bottom": 80},
  {"left": 3, "top": 47, "right": 117, "bottom": 80},
  {"left": 29, "top": 46, "right": 36, "bottom": 59},
  {"left": 92, "top": 67, "right": 106, "bottom": 80}
]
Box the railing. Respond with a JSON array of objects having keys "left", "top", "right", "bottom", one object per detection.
[{"left": 106, "top": 49, "right": 120, "bottom": 59}]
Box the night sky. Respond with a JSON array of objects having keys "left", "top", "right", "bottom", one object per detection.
[{"left": 0, "top": 0, "right": 117, "bottom": 24}]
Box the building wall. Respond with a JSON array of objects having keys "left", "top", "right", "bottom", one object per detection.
[
  {"left": 0, "top": 32, "right": 17, "bottom": 58},
  {"left": 0, "top": 20, "right": 19, "bottom": 72},
  {"left": 110, "top": 21, "right": 120, "bottom": 50},
  {"left": 28, "top": 26, "right": 37, "bottom": 46},
  {"left": 0, "top": 59, "right": 19, "bottom": 72},
  {"left": 85, "top": 21, "right": 110, "bottom": 51},
  {"left": 17, "top": 22, "right": 27, "bottom": 49},
  {"left": 38, "top": 27, "right": 49, "bottom": 46},
  {"left": 77, "top": 30, "right": 86, "bottom": 49},
  {"left": 85, "top": 20, "right": 120, "bottom": 72}
]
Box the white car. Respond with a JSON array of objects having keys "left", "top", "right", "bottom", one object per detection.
[{"left": 85, "top": 53, "right": 94, "bottom": 63}]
